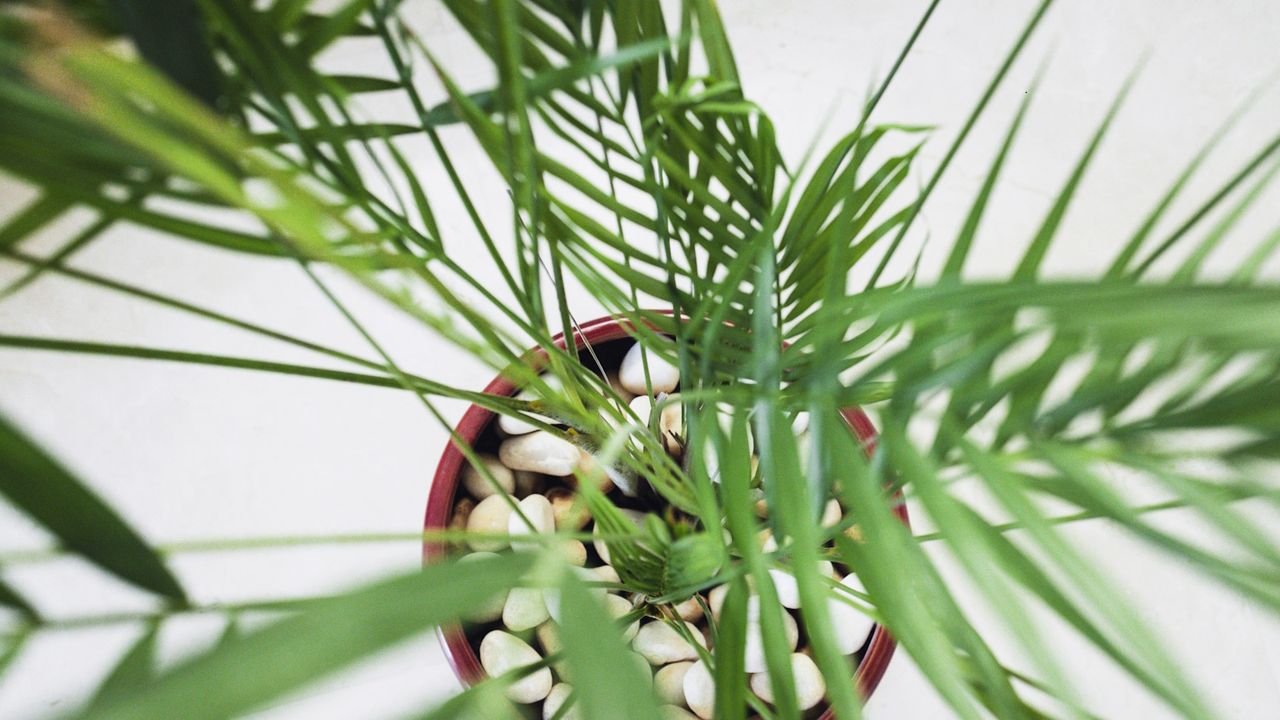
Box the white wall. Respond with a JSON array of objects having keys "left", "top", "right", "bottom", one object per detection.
[{"left": 1, "top": 1, "right": 1278, "bottom": 717}]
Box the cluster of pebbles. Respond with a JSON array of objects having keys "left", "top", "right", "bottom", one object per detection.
[{"left": 449, "top": 341, "right": 875, "bottom": 719}]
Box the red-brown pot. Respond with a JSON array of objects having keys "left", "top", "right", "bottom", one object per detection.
[{"left": 423, "top": 314, "right": 904, "bottom": 717}]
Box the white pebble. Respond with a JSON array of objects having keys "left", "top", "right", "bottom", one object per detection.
[
  {"left": 674, "top": 596, "right": 704, "bottom": 623},
  {"left": 700, "top": 403, "right": 749, "bottom": 483},
  {"left": 628, "top": 395, "right": 655, "bottom": 426},
  {"left": 660, "top": 706, "right": 699, "bottom": 720},
  {"left": 560, "top": 539, "right": 587, "bottom": 566},
  {"left": 460, "top": 552, "right": 508, "bottom": 623},
  {"left": 682, "top": 659, "right": 715, "bottom": 719},
  {"left": 768, "top": 563, "right": 833, "bottom": 609},
  {"left": 543, "top": 683, "right": 580, "bottom": 720},
  {"left": 762, "top": 535, "right": 833, "bottom": 609},
  {"left": 606, "top": 369, "right": 637, "bottom": 403},
  {"left": 605, "top": 593, "right": 641, "bottom": 641},
  {"left": 498, "top": 411, "right": 542, "bottom": 436},
  {"left": 633, "top": 621, "right": 706, "bottom": 666},
  {"left": 654, "top": 661, "right": 693, "bottom": 705},
  {"left": 829, "top": 573, "right": 875, "bottom": 655},
  {"left": 500, "top": 432, "right": 581, "bottom": 476},
  {"left": 461, "top": 455, "right": 515, "bottom": 499},
  {"left": 821, "top": 499, "right": 843, "bottom": 527},
  {"left": 592, "top": 509, "right": 647, "bottom": 565},
  {"left": 544, "top": 568, "right": 606, "bottom": 623},
  {"left": 708, "top": 576, "right": 758, "bottom": 619},
  {"left": 535, "top": 621, "right": 561, "bottom": 657},
  {"left": 743, "top": 601, "right": 799, "bottom": 673},
  {"left": 619, "top": 341, "right": 680, "bottom": 394},
  {"left": 498, "top": 401, "right": 557, "bottom": 436},
  {"left": 466, "top": 495, "right": 513, "bottom": 552},
  {"left": 509, "top": 494, "right": 556, "bottom": 539},
  {"left": 749, "top": 653, "right": 826, "bottom": 710},
  {"left": 480, "top": 630, "right": 552, "bottom": 703},
  {"left": 708, "top": 584, "right": 728, "bottom": 621},
  {"left": 499, "top": 376, "right": 562, "bottom": 435},
  {"left": 625, "top": 395, "right": 684, "bottom": 452},
  {"left": 587, "top": 564, "right": 620, "bottom": 586},
  {"left": 657, "top": 398, "right": 685, "bottom": 453},
  {"left": 547, "top": 487, "right": 590, "bottom": 530},
  {"left": 504, "top": 587, "right": 550, "bottom": 632}
]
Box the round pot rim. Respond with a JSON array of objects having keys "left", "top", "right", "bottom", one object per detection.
[{"left": 423, "top": 313, "right": 907, "bottom": 715}]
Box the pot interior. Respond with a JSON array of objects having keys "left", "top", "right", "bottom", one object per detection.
[{"left": 427, "top": 323, "right": 896, "bottom": 719}]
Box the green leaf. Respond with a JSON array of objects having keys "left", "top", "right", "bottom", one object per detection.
[
  {"left": 0, "top": 577, "right": 37, "bottom": 620},
  {"left": 941, "top": 85, "right": 1035, "bottom": 279},
  {"left": 0, "top": 412, "right": 185, "bottom": 602},
  {"left": 0, "top": 193, "right": 73, "bottom": 250},
  {"left": 1013, "top": 69, "right": 1135, "bottom": 280},
  {"left": 80, "top": 552, "right": 533, "bottom": 720},
  {"left": 712, "top": 576, "right": 749, "bottom": 720},
  {"left": 556, "top": 568, "right": 662, "bottom": 720},
  {"left": 86, "top": 622, "right": 159, "bottom": 710}
]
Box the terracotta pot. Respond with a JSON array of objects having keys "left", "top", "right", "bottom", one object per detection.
[{"left": 423, "top": 314, "right": 904, "bottom": 716}]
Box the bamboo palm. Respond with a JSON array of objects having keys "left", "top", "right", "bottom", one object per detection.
[{"left": 0, "top": 1, "right": 1277, "bottom": 719}]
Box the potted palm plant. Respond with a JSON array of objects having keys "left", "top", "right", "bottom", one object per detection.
[{"left": 0, "top": 1, "right": 1277, "bottom": 719}]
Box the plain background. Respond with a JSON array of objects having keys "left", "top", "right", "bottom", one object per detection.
[{"left": 2, "top": 1, "right": 1280, "bottom": 717}]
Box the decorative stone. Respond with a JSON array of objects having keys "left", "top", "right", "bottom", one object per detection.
[
  {"left": 504, "top": 587, "right": 550, "bottom": 632},
  {"left": 546, "top": 487, "right": 590, "bottom": 530},
  {"left": 450, "top": 497, "right": 474, "bottom": 531},
  {"left": 708, "top": 576, "right": 756, "bottom": 620},
  {"left": 749, "top": 652, "right": 825, "bottom": 710},
  {"left": 498, "top": 409, "right": 544, "bottom": 436},
  {"left": 467, "top": 494, "right": 513, "bottom": 552},
  {"left": 682, "top": 659, "right": 715, "bottom": 719},
  {"left": 544, "top": 568, "right": 607, "bottom": 623},
  {"left": 708, "top": 584, "right": 728, "bottom": 620},
  {"left": 606, "top": 369, "right": 637, "bottom": 403},
  {"left": 633, "top": 621, "right": 706, "bottom": 666},
  {"left": 460, "top": 552, "right": 507, "bottom": 623},
  {"left": 561, "top": 539, "right": 587, "bottom": 566},
  {"left": 586, "top": 564, "right": 620, "bottom": 587},
  {"left": 625, "top": 393, "right": 682, "bottom": 451},
  {"left": 673, "top": 596, "right": 704, "bottom": 623},
  {"left": 660, "top": 706, "right": 699, "bottom": 720},
  {"left": 461, "top": 455, "right": 515, "bottom": 499},
  {"left": 769, "top": 563, "right": 833, "bottom": 609},
  {"left": 629, "top": 395, "right": 655, "bottom": 429},
  {"left": 654, "top": 661, "right": 693, "bottom": 706},
  {"left": 479, "top": 630, "right": 552, "bottom": 703},
  {"left": 605, "top": 593, "right": 640, "bottom": 641},
  {"left": 543, "top": 683, "right": 580, "bottom": 720},
  {"left": 592, "top": 508, "right": 646, "bottom": 565},
  {"left": 656, "top": 397, "right": 685, "bottom": 453},
  {"left": 829, "top": 573, "right": 875, "bottom": 655},
  {"left": 574, "top": 450, "right": 617, "bottom": 493},
  {"left": 499, "top": 376, "right": 562, "bottom": 436},
  {"left": 762, "top": 535, "right": 833, "bottom": 608},
  {"left": 821, "top": 499, "right": 842, "bottom": 528},
  {"left": 509, "top": 494, "right": 556, "bottom": 540},
  {"left": 619, "top": 341, "right": 680, "bottom": 394},
  {"left": 743, "top": 601, "right": 799, "bottom": 673},
  {"left": 500, "top": 432, "right": 580, "bottom": 476},
  {"left": 535, "top": 621, "right": 562, "bottom": 657}
]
